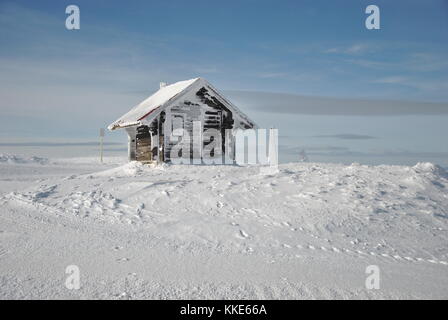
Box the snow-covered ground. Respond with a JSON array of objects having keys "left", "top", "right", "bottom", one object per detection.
[{"left": 0, "top": 154, "right": 447, "bottom": 299}]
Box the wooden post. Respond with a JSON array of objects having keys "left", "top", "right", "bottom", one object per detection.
[{"left": 99, "top": 128, "right": 105, "bottom": 163}]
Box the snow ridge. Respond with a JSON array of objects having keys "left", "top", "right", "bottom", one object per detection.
[{"left": 0, "top": 153, "right": 48, "bottom": 164}]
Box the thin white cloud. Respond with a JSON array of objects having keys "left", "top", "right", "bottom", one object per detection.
[
  {"left": 373, "top": 76, "right": 409, "bottom": 84},
  {"left": 225, "top": 90, "right": 448, "bottom": 116},
  {"left": 349, "top": 52, "right": 448, "bottom": 73},
  {"left": 257, "top": 72, "right": 290, "bottom": 79},
  {"left": 347, "top": 59, "right": 393, "bottom": 69},
  {"left": 406, "top": 52, "right": 448, "bottom": 72},
  {"left": 373, "top": 76, "right": 448, "bottom": 92},
  {"left": 325, "top": 43, "right": 372, "bottom": 55}
]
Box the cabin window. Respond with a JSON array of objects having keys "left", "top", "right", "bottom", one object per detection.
[{"left": 172, "top": 115, "right": 184, "bottom": 135}]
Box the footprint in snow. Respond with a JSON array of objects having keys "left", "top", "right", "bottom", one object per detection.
[
  {"left": 0, "top": 245, "right": 7, "bottom": 258},
  {"left": 242, "top": 208, "right": 257, "bottom": 214},
  {"left": 117, "top": 257, "right": 129, "bottom": 262},
  {"left": 237, "top": 230, "right": 249, "bottom": 239}
]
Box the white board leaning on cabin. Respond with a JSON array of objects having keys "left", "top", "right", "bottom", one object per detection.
[{"left": 108, "top": 77, "right": 257, "bottom": 164}]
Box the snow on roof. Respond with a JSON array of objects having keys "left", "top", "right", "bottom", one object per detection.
[{"left": 108, "top": 78, "right": 200, "bottom": 130}]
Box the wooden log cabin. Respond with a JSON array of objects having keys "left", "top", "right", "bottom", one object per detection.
[{"left": 108, "top": 78, "right": 257, "bottom": 163}]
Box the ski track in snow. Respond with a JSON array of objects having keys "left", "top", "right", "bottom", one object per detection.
[{"left": 0, "top": 157, "right": 448, "bottom": 299}]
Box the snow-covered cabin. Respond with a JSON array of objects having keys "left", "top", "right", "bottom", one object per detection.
[{"left": 108, "top": 77, "right": 257, "bottom": 163}]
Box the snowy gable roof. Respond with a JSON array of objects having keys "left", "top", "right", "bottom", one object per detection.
[
  {"left": 108, "top": 78, "right": 199, "bottom": 130},
  {"left": 108, "top": 77, "right": 256, "bottom": 130}
]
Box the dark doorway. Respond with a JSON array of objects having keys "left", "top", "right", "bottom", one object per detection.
[{"left": 136, "top": 125, "right": 152, "bottom": 162}]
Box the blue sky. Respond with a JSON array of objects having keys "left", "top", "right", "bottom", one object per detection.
[
  {"left": 0, "top": 0, "right": 447, "bottom": 165},
  {"left": 1, "top": 0, "right": 447, "bottom": 99}
]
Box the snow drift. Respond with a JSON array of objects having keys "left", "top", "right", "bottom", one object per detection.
[
  {"left": 1, "top": 157, "right": 447, "bottom": 299},
  {"left": 4, "top": 160, "right": 448, "bottom": 262}
]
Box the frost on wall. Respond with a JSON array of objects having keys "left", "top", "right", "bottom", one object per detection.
[{"left": 123, "top": 80, "right": 256, "bottom": 163}]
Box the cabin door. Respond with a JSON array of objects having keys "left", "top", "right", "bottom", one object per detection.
[
  {"left": 136, "top": 125, "right": 152, "bottom": 162},
  {"left": 203, "top": 110, "right": 223, "bottom": 160}
]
